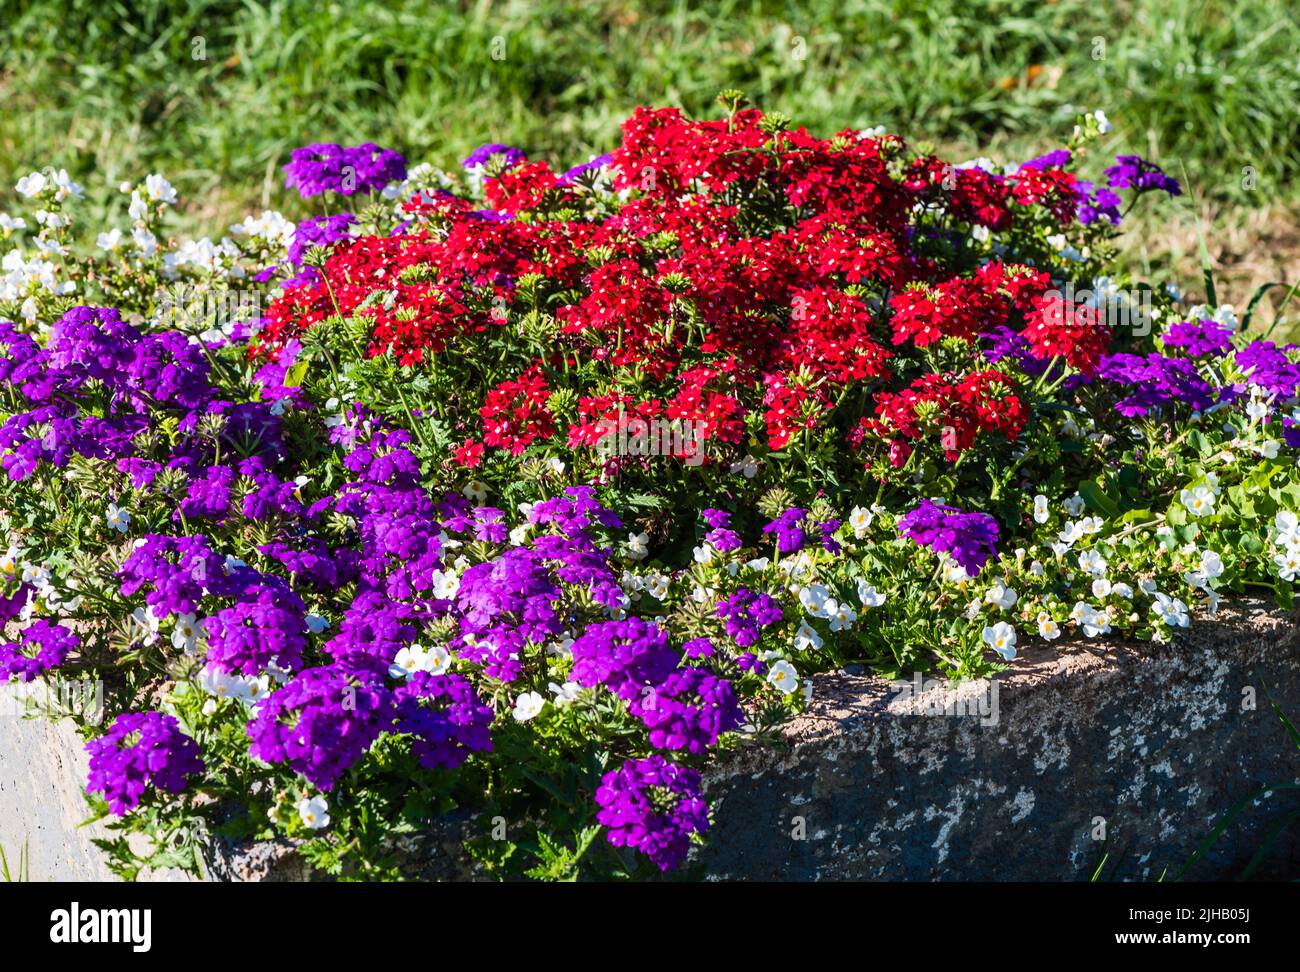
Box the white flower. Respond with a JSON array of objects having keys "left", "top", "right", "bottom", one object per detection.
[
  {"left": 730, "top": 454, "right": 759, "bottom": 478},
  {"left": 462, "top": 480, "right": 488, "bottom": 503},
  {"left": 130, "top": 605, "right": 161, "bottom": 646},
  {"left": 984, "top": 582, "right": 1017, "bottom": 610},
  {"left": 1180, "top": 485, "right": 1216, "bottom": 517},
  {"left": 429, "top": 568, "right": 460, "bottom": 600},
  {"left": 1274, "top": 549, "right": 1300, "bottom": 582},
  {"left": 1064, "top": 493, "right": 1086, "bottom": 517},
  {"left": 512, "top": 691, "right": 546, "bottom": 722},
  {"left": 390, "top": 643, "right": 452, "bottom": 679},
  {"left": 848, "top": 505, "right": 875, "bottom": 538},
  {"left": 1199, "top": 550, "right": 1224, "bottom": 579},
  {"left": 1275, "top": 510, "right": 1300, "bottom": 546},
  {"left": 982, "top": 621, "right": 1017, "bottom": 660},
  {"left": 1151, "top": 593, "right": 1189, "bottom": 628},
  {"left": 95, "top": 228, "right": 123, "bottom": 251},
  {"left": 828, "top": 601, "right": 857, "bottom": 632},
  {"left": 297, "top": 795, "right": 330, "bottom": 830},
  {"left": 15, "top": 172, "right": 47, "bottom": 198},
  {"left": 171, "top": 613, "right": 202, "bottom": 654},
  {"left": 645, "top": 573, "right": 670, "bottom": 600},
  {"left": 1036, "top": 612, "right": 1061, "bottom": 641},
  {"left": 1032, "top": 494, "right": 1049, "bottom": 524},
  {"left": 549, "top": 681, "right": 582, "bottom": 705},
  {"left": 1092, "top": 109, "right": 1112, "bottom": 133},
  {"left": 131, "top": 226, "right": 157, "bottom": 256},
  {"left": 144, "top": 174, "right": 178, "bottom": 204},
  {"left": 793, "top": 621, "right": 823, "bottom": 651},
  {"left": 1091, "top": 577, "right": 1112, "bottom": 599},
  {"left": 799, "top": 584, "right": 833, "bottom": 618},
  {"left": 1260, "top": 439, "right": 1281, "bottom": 459},
  {"left": 857, "top": 581, "right": 885, "bottom": 608},
  {"left": 1246, "top": 399, "right": 1269, "bottom": 423},
  {"left": 942, "top": 560, "right": 970, "bottom": 583},
  {"left": 1078, "top": 606, "right": 1111, "bottom": 638},
  {"left": 1078, "top": 549, "right": 1107, "bottom": 577},
  {"left": 105, "top": 502, "right": 130, "bottom": 533},
  {"left": 767, "top": 660, "right": 800, "bottom": 695},
  {"left": 198, "top": 663, "right": 244, "bottom": 698},
  {"left": 692, "top": 543, "right": 715, "bottom": 564},
  {"left": 627, "top": 531, "right": 650, "bottom": 560}
]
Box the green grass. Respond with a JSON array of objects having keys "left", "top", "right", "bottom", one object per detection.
[{"left": 2, "top": 0, "right": 1298, "bottom": 240}]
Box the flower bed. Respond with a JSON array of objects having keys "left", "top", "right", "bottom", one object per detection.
[{"left": 1, "top": 97, "right": 1296, "bottom": 880}]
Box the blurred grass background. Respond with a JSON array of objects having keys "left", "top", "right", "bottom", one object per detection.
[{"left": 1, "top": 0, "right": 1298, "bottom": 308}]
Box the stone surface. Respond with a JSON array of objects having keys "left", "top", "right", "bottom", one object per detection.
[
  {"left": 695, "top": 598, "right": 1300, "bottom": 880},
  {"left": 4, "top": 600, "right": 1299, "bottom": 881}
]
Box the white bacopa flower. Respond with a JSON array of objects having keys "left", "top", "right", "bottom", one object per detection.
[
  {"left": 799, "top": 583, "right": 833, "bottom": 618},
  {"left": 1260, "top": 440, "right": 1280, "bottom": 459},
  {"left": 1091, "top": 577, "right": 1112, "bottom": 599},
  {"left": 627, "top": 531, "right": 649, "bottom": 560},
  {"left": 549, "top": 680, "right": 581, "bottom": 705},
  {"left": 130, "top": 605, "right": 161, "bottom": 646},
  {"left": 984, "top": 582, "right": 1017, "bottom": 610},
  {"left": 1092, "top": 109, "right": 1112, "bottom": 133},
  {"left": 1079, "top": 606, "right": 1112, "bottom": 638},
  {"left": 1036, "top": 612, "right": 1061, "bottom": 641},
  {"left": 793, "top": 621, "right": 823, "bottom": 651},
  {"left": 1199, "top": 550, "right": 1224, "bottom": 579},
  {"left": 1063, "top": 493, "right": 1086, "bottom": 517},
  {"left": 730, "top": 454, "right": 759, "bottom": 479},
  {"left": 1275, "top": 511, "right": 1300, "bottom": 546},
  {"left": 1078, "top": 549, "right": 1107, "bottom": 577},
  {"left": 1274, "top": 550, "right": 1300, "bottom": 582},
  {"left": 462, "top": 480, "right": 488, "bottom": 503},
  {"left": 15, "top": 172, "right": 47, "bottom": 198},
  {"left": 1032, "top": 494, "right": 1049, "bottom": 523},
  {"left": 942, "top": 560, "right": 970, "bottom": 583},
  {"left": 857, "top": 581, "right": 885, "bottom": 608},
  {"left": 131, "top": 226, "right": 157, "bottom": 256},
  {"left": 828, "top": 601, "right": 857, "bottom": 632},
  {"left": 96, "top": 228, "right": 123, "bottom": 251},
  {"left": 143, "top": 173, "right": 178, "bottom": 204},
  {"left": 1180, "top": 485, "right": 1216, "bottom": 517},
  {"left": 1245, "top": 399, "right": 1269, "bottom": 423},
  {"left": 848, "top": 505, "right": 874, "bottom": 537},
  {"left": 105, "top": 502, "right": 130, "bottom": 533},
  {"left": 1151, "top": 593, "right": 1190, "bottom": 628},
  {"left": 646, "top": 573, "right": 670, "bottom": 600},
  {"left": 767, "top": 659, "right": 800, "bottom": 695},
  {"left": 298, "top": 795, "right": 330, "bottom": 830},
  {"left": 171, "top": 612, "right": 203, "bottom": 654},
  {"left": 512, "top": 691, "right": 546, "bottom": 722},
  {"left": 982, "top": 621, "right": 1017, "bottom": 660}
]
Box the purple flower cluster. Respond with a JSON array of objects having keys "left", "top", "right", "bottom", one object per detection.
[
  {"left": 461, "top": 143, "right": 525, "bottom": 171},
  {"left": 762, "top": 507, "right": 809, "bottom": 554},
  {"left": 1104, "top": 155, "right": 1182, "bottom": 196},
  {"left": 595, "top": 755, "right": 709, "bottom": 871},
  {"left": 1161, "top": 319, "right": 1234, "bottom": 358},
  {"left": 0, "top": 619, "right": 79, "bottom": 682},
  {"left": 203, "top": 581, "right": 307, "bottom": 676},
  {"left": 86, "top": 711, "right": 204, "bottom": 815},
  {"left": 1096, "top": 352, "right": 1218, "bottom": 417},
  {"left": 629, "top": 667, "right": 743, "bottom": 754},
  {"left": 715, "top": 588, "right": 783, "bottom": 647},
  {"left": 570, "top": 618, "right": 678, "bottom": 700},
  {"left": 246, "top": 665, "right": 394, "bottom": 790},
  {"left": 287, "top": 213, "right": 357, "bottom": 266},
  {"left": 701, "top": 508, "right": 742, "bottom": 553},
  {"left": 283, "top": 143, "right": 407, "bottom": 198},
  {"left": 394, "top": 672, "right": 494, "bottom": 770},
  {"left": 897, "top": 499, "right": 1000, "bottom": 576},
  {"left": 1234, "top": 341, "right": 1300, "bottom": 399}
]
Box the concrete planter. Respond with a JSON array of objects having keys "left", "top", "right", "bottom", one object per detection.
[{"left": 3, "top": 599, "right": 1298, "bottom": 881}]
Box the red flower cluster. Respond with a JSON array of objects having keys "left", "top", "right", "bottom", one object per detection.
[
  {"left": 256, "top": 104, "right": 1105, "bottom": 473},
  {"left": 480, "top": 365, "right": 555, "bottom": 456},
  {"left": 856, "top": 370, "right": 1029, "bottom": 467}
]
